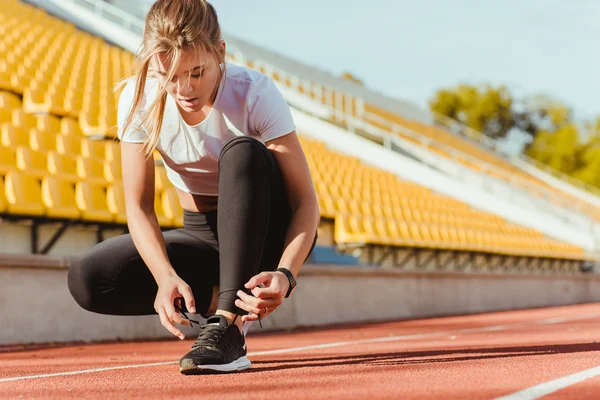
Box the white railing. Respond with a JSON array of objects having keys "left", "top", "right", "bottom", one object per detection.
[
  {"left": 433, "top": 112, "right": 600, "bottom": 198},
  {"left": 59, "top": 0, "right": 145, "bottom": 35}
]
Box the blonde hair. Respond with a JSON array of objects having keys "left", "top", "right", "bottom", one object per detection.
[{"left": 116, "top": 0, "right": 225, "bottom": 157}]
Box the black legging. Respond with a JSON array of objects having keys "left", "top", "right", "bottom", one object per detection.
[{"left": 67, "top": 136, "right": 317, "bottom": 317}]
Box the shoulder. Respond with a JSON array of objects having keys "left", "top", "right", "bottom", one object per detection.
[
  {"left": 221, "top": 63, "right": 279, "bottom": 107},
  {"left": 117, "top": 76, "right": 159, "bottom": 113}
]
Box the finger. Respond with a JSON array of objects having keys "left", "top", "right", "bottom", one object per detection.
[
  {"left": 241, "top": 313, "right": 260, "bottom": 322},
  {"left": 251, "top": 285, "right": 282, "bottom": 299},
  {"left": 244, "top": 272, "right": 271, "bottom": 289},
  {"left": 158, "top": 306, "right": 185, "bottom": 339},
  {"left": 234, "top": 298, "right": 261, "bottom": 315},
  {"left": 235, "top": 297, "right": 279, "bottom": 315},
  {"left": 164, "top": 301, "right": 189, "bottom": 327},
  {"left": 179, "top": 285, "right": 196, "bottom": 314}
]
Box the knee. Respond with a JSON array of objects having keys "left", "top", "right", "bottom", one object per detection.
[
  {"left": 67, "top": 254, "right": 104, "bottom": 313},
  {"left": 219, "top": 136, "right": 270, "bottom": 173}
]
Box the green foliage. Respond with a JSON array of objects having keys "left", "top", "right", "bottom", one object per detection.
[{"left": 430, "top": 83, "right": 600, "bottom": 191}]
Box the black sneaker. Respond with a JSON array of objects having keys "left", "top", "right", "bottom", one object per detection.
[{"left": 179, "top": 314, "right": 251, "bottom": 375}]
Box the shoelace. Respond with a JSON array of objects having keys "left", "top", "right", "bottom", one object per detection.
[
  {"left": 174, "top": 301, "right": 200, "bottom": 328},
  {"left": 191, "top": 323, "right": 225, "bottom": 350}
]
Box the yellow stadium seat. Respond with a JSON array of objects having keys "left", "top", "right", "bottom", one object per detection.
[
  {"left": 47, "top": 151, "right": 79, "bottom": 183},
  {"left": 56, "top": 133, "right": 82, "bottom": 155},
  {"left": 61, "top": 117, "right": 83, "bottom": 136},
  {"left": 0, "top": 90, "right": 21, "bottom": 108},
  {"left": 0, "top": 145, "right": 16, "bottom": 174},
  {"left": 81, "top": 139, "right": 107, "bottom": 159},
  {"left": 36, "top": 114, "right": 62, "bottom": 134},
  {"left": 162, "top": 187, "right": 184, "bottom": 227},
  {"left": 106, "top": 183, "right": 127, "bottom": 224},
  {"left": 105, "top": 140, "right": 121, "bottom": 162},
  {"left": 0, "top": 70, "right": 11, "bottom": 92},
  {"left": 0, "top": 109, "right": 12, "bottom": 124},
  {"left": 75, "top": 181, "right": 113, "bottom": 222},
  {"left": 100, "top": 156, "right": 119, "bottom": 183},
  {"left": 21, "top": 87, "right": 46, "bottom": 114},
  {"left": 154, "top": 191, "right": 173, "bottom": 227},
  {"left": 76, "top": 156, "right": 106, "bottom": 184},
  {"left": 0, "top": 176, "right": 6, "bottom": 213},
  {"left": 11, "top": 109, "right": 37, "bottom": 130},
  {"left": 155, "top": 166, "right": 170, "bottom": 191},
  {"left": 29, "top": 129, "right": 57, "bottom": 152},
  {"left": 41, "top": 176, "right": 81, "bottom": 219},
  {"left": 1, "top": 124, "right": 30, "bottom": 147},
  {"left": 15, "top": 147, "right": 47, "bottom": 179},
  {"left": 4, "top": 169, "right": 44, "bottom": 216}
]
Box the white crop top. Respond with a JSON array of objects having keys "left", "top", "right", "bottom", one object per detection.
[{"left": 117, "top": 63, "right": 296, "bottom": 196}]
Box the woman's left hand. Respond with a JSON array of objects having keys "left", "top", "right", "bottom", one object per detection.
[{"left": 235, "top": 271, "right": 290, "bottom": 322}]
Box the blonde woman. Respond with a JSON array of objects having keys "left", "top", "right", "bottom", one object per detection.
[{"left": 67, "top": 0, "right": 319, "bottom": 375}]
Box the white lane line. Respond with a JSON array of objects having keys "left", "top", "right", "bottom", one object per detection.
[
  {"left": 1, "top": 312, "right": 599, "bottom": 383},
  {"left": 494, "top": 366, "right": 600, "bottom": 400}
]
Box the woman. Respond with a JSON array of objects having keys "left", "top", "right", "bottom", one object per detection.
[{"left": 67, "top": 0, "right": 319, "bottom": 375}]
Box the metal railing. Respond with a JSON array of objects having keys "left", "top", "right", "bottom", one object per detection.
[
  {"left": 433, "top": 111, "right": 600, "bottom": 198},
  {"left": 59, "top": 0, "right": 145, "bottom": 35}
]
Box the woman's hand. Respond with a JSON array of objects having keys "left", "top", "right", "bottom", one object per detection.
[
  {"left": 235, "top": 271, "right": 290, "bottom": 322},
  {"left": 154, "top": 272, "right": 196, "bottom": 340}
]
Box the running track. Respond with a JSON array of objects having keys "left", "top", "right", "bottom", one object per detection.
[{"left": 2, "top": 304, "right": 600, "bottom": 399}]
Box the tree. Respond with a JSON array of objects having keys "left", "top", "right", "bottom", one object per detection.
[
  {"left": 429, "top": 83, "right": 513, "bottom": 139},
  {"left": 429, "top": 83, "right": 600, "bottom": 190}
]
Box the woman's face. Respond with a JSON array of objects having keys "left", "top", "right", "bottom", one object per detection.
[{"left": 151, "top": 41, "right": 224, "bottom": 113}]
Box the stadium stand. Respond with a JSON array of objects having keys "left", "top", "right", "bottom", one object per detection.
[{"left": 0, "top": 0, "right": 595, "bottom": 275}]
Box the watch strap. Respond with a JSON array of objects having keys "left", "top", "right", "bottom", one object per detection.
[{"left": 276, "top": 268, "right": 297, "bottom": 298}]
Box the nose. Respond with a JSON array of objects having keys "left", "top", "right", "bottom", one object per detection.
[{"left": 177, "top": 77, "right": 193, "bottom": 96}]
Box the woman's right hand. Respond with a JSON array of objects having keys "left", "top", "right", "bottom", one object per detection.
[{"left": 154, "top": 272, "right": 196, "bottom": 340}]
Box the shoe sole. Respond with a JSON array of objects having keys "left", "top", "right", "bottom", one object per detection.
[{"left": 179, "top": 356, "right": 252, "bottom": 375}]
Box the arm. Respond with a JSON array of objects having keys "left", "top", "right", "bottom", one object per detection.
[
  {"left": 121, "top": 142, "right": 174, "bottom": 282},
  {"left": 121, "top": 142, "right": 194, "bottom": 338},
  {"left": 265, "top": 131, "right": 320, "bottom": 279}
]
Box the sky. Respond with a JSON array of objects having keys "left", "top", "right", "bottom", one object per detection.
[{"left": 138, "top": 0, "right": 600, "bottom": 124}]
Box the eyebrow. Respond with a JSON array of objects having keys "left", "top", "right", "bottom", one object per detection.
[{"left": 157, "top": 65, "right": 205, "bottom": 76}]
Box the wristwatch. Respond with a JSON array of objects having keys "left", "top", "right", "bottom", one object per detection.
[{"left": 276, "top": 268, "right": 297, "bottom": 298}]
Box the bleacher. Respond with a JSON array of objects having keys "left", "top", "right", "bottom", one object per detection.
[{"left": 0, "top": 0, "right": 595, "bottom": 272}]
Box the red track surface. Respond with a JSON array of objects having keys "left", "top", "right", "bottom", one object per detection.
[{"left": 2, "top": 304, "right": 600, "bottom": 399}]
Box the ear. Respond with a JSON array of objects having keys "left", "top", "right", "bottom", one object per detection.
[{"left": 218, "top": 40, "right": 226, "bottom": 63}]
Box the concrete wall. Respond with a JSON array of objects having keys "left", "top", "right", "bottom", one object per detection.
[{"left": 2, "top": 254, "right": 599, "bottom": 346}]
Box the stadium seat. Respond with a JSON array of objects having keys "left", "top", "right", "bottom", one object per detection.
[
  {"left": 36, "top": 114, "right": 61, "bottom": 134},
  {"left": 75, "top": 156, "right": 106, "bottom": 184},
  {"left": 29, "top": 129, "right": 57, "bottom": 152},
  {"left": 75, "top": 181, "right": 113, "bottom": 223},
  {"left": 56, "top": 134, "right": 82, "bottom": 155},
  {"left": 154, "top": 191, "right": 173, "bottom": 227},
  {"left": 103, "top": 159, "right": 121, "bottom": 184},
  {"left": 162, "top": 187, "right": 184, "bottom": 227},
  {"left": 0, "top": 176, "right": 6, "bottom": 213},
  {"left": 104, "top": 141, "right": 121, "bottom": 162},
  {"left": 0, "top": 145, "right": 16, "bottom": 174},
  {"left": 106, "top": 183, "right": 127, "bottom": 224},
  {"left": 46, "top": 151, "right": 79, "bottom": 183},
  {"left": 15, "top": 147, "right": 47, "bottom": 179},
  {"left": 0, "top": 90, "right": 21, "bottom": 108},
  {"left": 81, "top": 139, "right": 106, "bottom": 159},
  {"left": 154, "top": 166, "right": 170, "bottom": 192},
  {"left": 11, "top": 109, "right": 37, "bottom": 130},
  {"left": 41, "top": 176, "right": 81, "bottom": 219},
  {"left": 61, "top": 117, "right": 83, "bottom": 136},
  {"left": 4, "top": 169, "right": 44, "bottom": 216},
  {"left": 0, "top": 124, "right": 29, "bottom": 148}
]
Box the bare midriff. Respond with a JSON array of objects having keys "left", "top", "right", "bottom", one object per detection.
[{"left": 175, "top": 187, "right": 219, "bottom": 213}]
